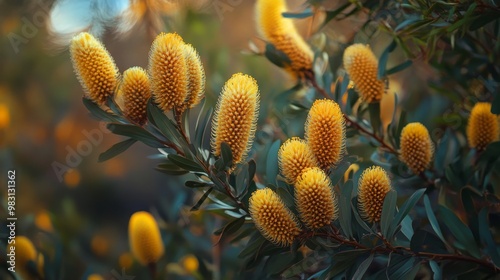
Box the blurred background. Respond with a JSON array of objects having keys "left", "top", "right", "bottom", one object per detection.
[{"left": 0, "top": 0, "right": 438, "bottom": 279}]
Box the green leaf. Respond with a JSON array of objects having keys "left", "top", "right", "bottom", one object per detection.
[
  {"left": 429, "top": 260, "right": 442, "bottom": 280},
  {"left": 185, "top": 181, "right": 212, "bottom": 188},
  {"left": 381, "top": 190, "right": 397, "bottom": 237},
  {"left": 338, "top": 180, "right": 353, "bottom": 238},
  {"left": 276, "top": 187, "right": 294, "bottom": 209},
  {"left": 220, "top": 142, "right": 233, "bottom": 170},
  {"left": 191, "top": 188, "right": 213, "bottom": 211},
  {"left": 167, "top": 154, "right": 205, "bottom": 172},
  {"left": 439, "top": 205, "right": 481, "bottom": 258},
  {"left": 194, "top": 101, "right": 213, "bottom": 150},
  {"left": 265, "top": 43, "right": 291, "bottom": 68},
  {"left": 147, "top": 101, "right": 185, "bottom": 148},
  {"left": 424, "top": 195, "right": 447, "bottom": 244},
  {"left": 478, "top": 207, "right": 500, "bottom": 266},
  {"left": 389, "top": 189, "right": 425, "bottom": 239},
  {"left": 395, "top": 110, "right": 407, "bottom": 148},
  {"left": 107, "top": 123, "right": 164, "bottom": 148},
  {"left": 266, "top": 252, "right": 297, "bottom": 276},
  {"left": 282, "top": 8, "right": 313, "bottom": 19},
  {"left": 411, "top": 230, "right": 448, "bottom": 254},
  {"left": 98, "top": 138, "right": 137, "bottom": 162},
  {"left": 266, "top": 140, "right": 281, "bottom": 183},
  {"left": 236, "top": 162, "right": 249, "bottom": 197},
  {"left": 352, "top": 254, "right": 374, "bottom": 279},
  {"left": 395, "top": 17, "right": 423, "bottom": 32},
  {"left": 368, "top": 102, "right": 382, "bottom": 136},
  {"left": 82, "top": 97, "right": 122, "bottom": 122},
  {"left": 322, "top": 3, "right": 351, "bottom": 28},
  {"left": 352, "top": 198, "right": 373, "bottom": 233},
  {"left": 378, "top": 40, "right": 397, "bottom": 79},
  {"left": 385, "top": 60, "right": 413, "bottom": 76},
  {"left": 492, "top": 93, "right": 500, "bottom": 114},
  {"left": 329, "top": 160, "right": 351, "bottom": 186},
  {"left": 214, "top": 216, "right": 246, "bottom": 245}
]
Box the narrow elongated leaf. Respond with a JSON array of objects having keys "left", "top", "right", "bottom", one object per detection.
[
  {"left": 352, "top": 254, "right": 374, "bottom": 279},
  {"left": 385, "top": 60, "right": 413, "bottom": 75},
  {"left": 266, "top": 140, "right": 281, "bottom": 183},
  {"left": 429, "top": 260, "right": 442, "bottom": 280},
  {"left": 322, "top": 3, "right": 351, "bottom": 27},
  {"left": 282, "top": 8, "right": 313, "bottom": 18},
  {"left": 185, "top": 181, "right": 212, "bottom": 188},
  {"left": 389, "top": 189, "right": 425, "bottom": 238},
  {"left": 339, "top": 180, "right": 353, "bottom": 238},
  {"left": 107, "top": 123, "right": 164, "bottom": 148},
  {"left": 424, "top": 195, "right": 446, "bottom": 244},
  {"left": 378, "top": 40, "right": 397, "bottom": 79},
  {"left": 439, "top": 205, "right": 481, "bottom": 258},
  {"left": 214, "top": 216, "right": 246, "bottom": 245},
  {"left": 352, "top": 198, "right": 373, "bottom": 233},
  {"left": 381, "top": 190, "right": 397, "bottom": 237},
  {"left": 82, "top": 97, "right": 121, "bottom": 122},
  {"left": 478, "top": 208, "right": 500, "bottom": 266},
  {"left": 191, "top": 188, "right": 213, "bottom": 211},
  {"left": 265, "top": 43, "right": 291, "bottom": 68},
  {"left": 168, "top": 154, "right": 205, "bottom": 172},
  {"left": 220, "top": 142, "right": 233, "bottom": 169},
  {"left": 147, "top": 101, "right": 185, "bottom": 147},
  {"left": 98, "top": 138, "right": 137, "bottom": 162}
]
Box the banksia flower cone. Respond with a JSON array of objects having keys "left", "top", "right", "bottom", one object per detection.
[
  {"left": 182, "top": 43, "right": 205, "bottom": 110},
  {"left": 149, "top": 33, "right": 189, "bottom": 112},
  {"left": 343, "top": 44, "right": 385, "bottom": 103},
  {"left": 305, "top": 99, "right": 345, "bottom": 169},
  {"left": 70, "top": 32, "right": 119, "bottom": 105},
  {"left": 249, "top": 188, "right": 301, "bottom": 246},
  {"left": 467, "top": 102, "right": 499, "bottom": 151},
  {"left": 295, "top": 167, "right": 337, "bottom": 229},
  {"left": 211, "top": 73, "right": 259, "bottom": 164},
  {"left": 116, "top": 67, "right": 151, "bottom": 126},
  {"left": 278, "top": 137, "right": 318, "bottom": 184},
  {"left": 128, "top": 211, "right": 164, "bottom": 265},
  {"left": 400, "top": 122, "right": 434, "bottom": 174},
  {"left": 255, "top": 0, "right": 313, "bottom": 79},
  {"left": 358, "top": 166, "right": 392, "bottom": 223}
]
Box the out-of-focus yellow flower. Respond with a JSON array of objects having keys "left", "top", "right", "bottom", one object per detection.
[
  {"left": 9, "top": 236, "right": 37, "bottom": 278},
  {"left": 35, "top": 210, "right": 54, "bottom": 232},
  {"left": 70, "top": 32, "right": 119, "bottom": 105},
  {"left": 119, "top": 252, "right": 134, "bottom": 270},
  {"left": 358, "top": 166, "right": 392, "bottom": 223},
  {"left": 182, "top": 254, "right": 199, "bottom": 274},
  {"left": 466, "top": 102, "right": 499, "bottom": 151},
  {"left": 128, "top": 211, "right": 164, "bottom": 265},
  {"left": 305, "top": 99, "right": 345, "bottom": 169},
  {"left": 278, "top": 137, "right": 318, "bottom": 184},
  {"left": 344, "top": 163, "right": 360, "bottom": 182},
  {"left": 87, "top": 274, "right": 104, "bottom": 280},
  {"left": 255, "top": 0, "right": 313, "bottom": 79},
  {"left": 91, "top": 235, "right": 109, "bottom": 257},
  {"left": 295, "top": 167, "right": 337, "bottom": 229},
  {"left": 211, "top": 73, "right": 260, "bottom": 164},
  {"left": 400, "top": 122, "right": 434, "bottom": 174},
  {"left": 249, "top": 188, "right": 301, "bottom": 246},
  {"left": 63, "top": 169, "right": 81, "bottom": 188},
  {"left": 343, "top": 44, "right": 385, "bottom": 103},
  {"left": 0, "top": 104, "right": 10, "bottom": 129}
]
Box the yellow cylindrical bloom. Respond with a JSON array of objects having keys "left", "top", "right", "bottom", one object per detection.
[
  {"left": 128, "top": 211, "right": 164, "bottom": 265},
  {"left": 400, "top": 122, "right": 434, "bottom": 174},
  {"left": 358, "top": 166, "right": 392, "bottom": 223},
  {"left": 466, "top": 102, "right": 499, "bottom": 151},
  {"left": 295, "top": 167, "right": 337, "bottom": 230},
  {"left": 255, "top": 0, "right": 313, "bottom": 79},
  {"left": 249, "top": 188, "right": 301, "bottom": 246},
  {"left": 211, "top": 73, "right": 260, "bottom": 164},
  {"left": 278, "top": 137, "right": 318, "bottom": 184},
  {"left": 305, "top": 99, "right": 345, "bottom": 169},
  {"left": 343, "top": 44, "right": 385, "bottom": 103},
  {"left": 10, "top": 236, "right": 37, "bottom": 277},
  {"left": 116, "top": 67, "right": 151, "bottom": 126},
  {"left": 70, "top": 32, "right": 119, "bottom": 105},
  {"left": 149, "top": 32, "right": 189, "bottom": 112},
  {"left": 182, "top": 43, "right": 205, "bottom": 110}
]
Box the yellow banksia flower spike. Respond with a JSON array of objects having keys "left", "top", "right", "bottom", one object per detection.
[
  {"left": 399, "top": 122, "right": 434, "bottom": 174},
  {"left": 182, "top": 43, "right": 205, "bottom": 110},
  {"left": 358, "top": 166, "right": 392, "bottom": 223},
  {"left": 70, "top": 32, "right": 119, "bottom": 105},
  {"left": 295, "top": 167, "right": 337, "bottom": 230},
  {"left": 466, "top": 102, "right": 499, "bottom": 151},
  {"left": 116, "top": 67, "right": 151, "bottom": 126},
  {"left": 255, "top": 0, "right": 313, "bottom": 79},
  {"left": 343, "top": 44, "right": 385, "bottom": 103},
  {"left": 211, "top": 73, "right": 260, "bottom": 164},
  {"left": 128, "top": 211, "right": 164, "bottom": 265},
  {"left": 249, "top": 188, "right": 301, "bottom": 246},
  {"left": 305, "top": 99, "right": 345, "bottom": 169},
  {"left": 9, "top": 236, "right": 37, "bottom": 278},
  {"left": 148, "top": 32, "right": 189, "bottom": 112},
  {"left": 278, "top": 137, "right": 318, "bottom": 184}
]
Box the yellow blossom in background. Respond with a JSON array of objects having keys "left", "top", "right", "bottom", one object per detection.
[
  {"left": 0, "top": 104, "right": 10, "bottom": 129},
  {"left": 91, "top": 234, "right": 109, "bottom": 257},
  {"left": 119, "top": 252, "right": 134, "bottom": 270},
  {"left": 305, "top": 99, "right": 345, "bottom": 169},
  {"left": 466, "top": 102, "right": 499, "bottom": 151},
  {"left": 400, "top": 122, "right": 434, "bottom": 174},
  {"left": 211, "top": 73, "right": 260, "bottom": 164},
  {"left": 70, "top": 32, "right": 119, "bottom": 105},
  {"left": 358, "top": 166, "right": 392, "bottom": 223},
  {"left": 295, "top": 167, "right": 337, "bottom": 229},
  {"left": 148, "top": 32, "right": 189, "bottom": 113},
  {"left": 182, "top": 254, "right": 199, "bottom": 274},
  {"left": 344, "top": 163, "right": 360, "bottom": 182},
  {"left": 35, "top": 210, "right": 54, "bottom": 232},
  {"left": 343, "top": 44, "right": 385, "bottom": 103},
  {"left": 249, "top": 188, "right": 301, "bottom": 246},
  {"left": 255, "top": 0, "right": 313, "bottom": 79},
  {"left": 128, "top": 211, "right": 164, "bottom": 265},
  {"left": 116, "top": 67, "right": 151, "bottom": 126},
  {"left": 9, "top": 236, "right": 37, "bottom": 278},
  {"left": 87, "top": 274, "right": 104, "bottom": 280},
  {"left": 278, "top": 137, "right": 318, "bottom": 184},
  {"left": 64, "top": 169, "right": 81, "bottom": 188}
]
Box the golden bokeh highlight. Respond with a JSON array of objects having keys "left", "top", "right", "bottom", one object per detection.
[
  {"left": 35, "top": 210, "right": 54, "bottom": 232},
  {"left": 128, "top": 211, "right": 164, "bottom": 265},
  {"left": 91, "top": 234, "right": 109, "bottom": 257},
  {"left": 343, "top": 44, "right": 385, "bottom": 103},
  {"left": 0, "top": 104, "right": 10, "bottom": 129},
  {"left": 278, "top": 137, "right": 318, "bottom": 184},
  {"left": 64, "top": 169, "right": 81, "bottom": 188},
  {"left": 119, "top": 252, "right": 134, "bottom": 270},
  {"left": 295, "top": 167, "right": 337, "bottom": 229},
  {"left": 249, "top": 188, "right": 301, "bottom": 246},
  {"left": 466, "top": 102, "right": 499, "bottom": 151},
  {"left": 400, "top": 122, "right": 434, "bottom": 174},
  {"left": 87, "top": 274, "right": 104, "bottom": 280},
  {"left": 358, "top": 166, "right": 392, "bottom": 223},
  {"left": 211, "top": 73, "right": 260, "bottom": 164},
  {"left": 182, "top": 254, "right": 199, "bottom": 274}
]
